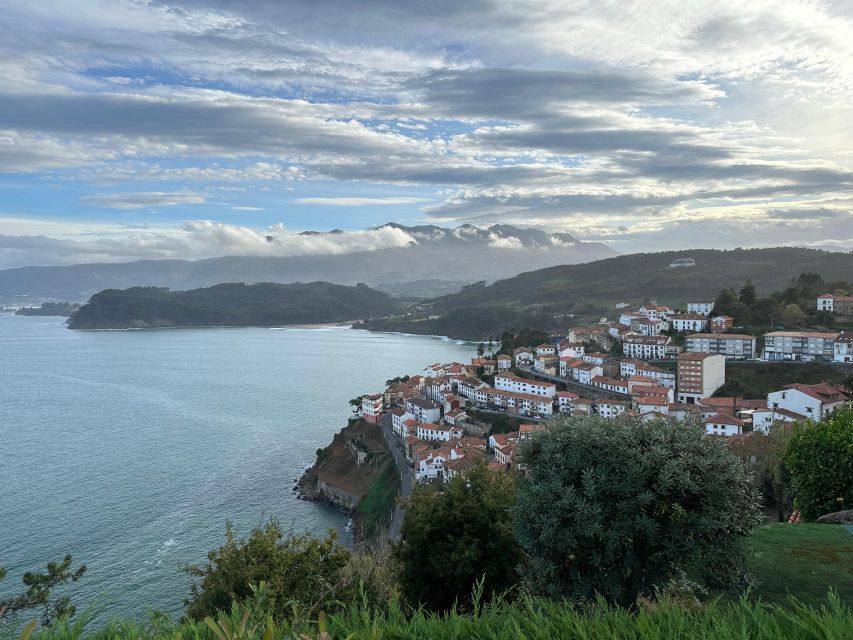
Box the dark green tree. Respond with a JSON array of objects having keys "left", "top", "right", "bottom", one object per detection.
[
  {"left": 516, "top": 416, "right": 762, "bottom": 608},
  {"left": 783, "top": 410, "right": 853, "bottom": 521},
  {"left": 476, "top": 342, "right": 485, "bottom": 357},
  {"left": 0, "top": 556, "right": 86, "bottom": 628},
  {"left": 184, "top": 520, "right": 352, "bottom": 621},
  {"left": 738, "top": 280, "right": 757, "bottom": 306},
  {"left": 395, "top": 463, "right": 520, "bottom": 611}
]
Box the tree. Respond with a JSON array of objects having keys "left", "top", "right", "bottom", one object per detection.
[
  {"left": 738, "top": 280, "right": 757, "bottom": 307},
  {"left": 515, "top": 416, "right": 762, "bottom": 608},
  {"left": 184, "top": 520, "right": 352, "bottom": 621},
  {"left": 0, "top": 556, "right": 86, "bottom": 628},
  {"left": 783, "top": 410, "right": 853, "bottom": 521},
  {"left": 476, "top": 342, "right": 485, "bottom": 357},
  {"left": 395, "top": 463, "right": 520, "bottom": 611},
  {"left": 712, "top": 288, "right": 739, "bottom": 316},
  {"left": 780, "top": 303, "right": 806, "bottom": 326},
  {"left": 844, "top": 373, "right": 853, "bottom": 396}
]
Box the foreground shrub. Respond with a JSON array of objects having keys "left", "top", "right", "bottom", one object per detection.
[
  {"left": 783, "top": 409, "right": 853, "bottom": 521},
  {"left": 184, "top": 519, "right": 352, "bottom": 621},
  {"left": 516, "top": 416, "right": 763, "bottom": 607},
  {"left": 395, "top": 462, "right": 520, "bottom": 611}
]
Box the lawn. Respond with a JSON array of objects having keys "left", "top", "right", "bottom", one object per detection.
[{"left": 747, "top": 523, "right": 853, "bottom": 606}]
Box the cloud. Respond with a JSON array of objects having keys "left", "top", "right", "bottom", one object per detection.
[
  {"left": 229, "top": 205, "right": 266, "bottom": 211},
  {"left": 293, "top": 196, "right": 430, "bottom": 206},
  {"left": 487, "top": 232, "right": 523, "bottom": 249},
  {"left": 81, "top": 191, "right": 207, "bottom": 209}
]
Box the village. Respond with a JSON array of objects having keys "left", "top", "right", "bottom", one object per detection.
[{"left": 357, "top": 294, "right": 853, "bottom": 482}]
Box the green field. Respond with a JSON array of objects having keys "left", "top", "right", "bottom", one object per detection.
[{"left": 747, "top": 524, "right": 853, "bottom": 606}]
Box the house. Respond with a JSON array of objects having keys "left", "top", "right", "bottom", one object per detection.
[
  {"left": 636, "top": 363, "right": 675, "bottom": 388},
  {"left": 763, "top": 331, "right": 839, "bottom": 361},
  {"left": 494, "top": 373, "right": 557, "bottom": 398},
  {"left": 489, "top": 431, "right": 518, "bottom": 450},
  {"left": 519, "top": 422, "right": 547, "bottom": 440},
  {"left": 704, "top": 413, "right": 744, "bottom": 437},
  {"left": 834, "top": 332, "right": 853, "bottom": 363},
  {"left": 533, "top": 354, "right": 559, "bottom": 375},
  {"left": 632, "top": 384, "right": 675, "bottom": 404},
  {"left": 684, "top": 333, "right": 756, "bottom": 360},
  {"left": 710, "top": 315, "right": 734, "bottom": 333},
  {"left": 687, "top": 302, "right": 714, "bottom": 316},
  {"left": 535, "top": 343, "right": 556, "bottom": 356},
  {"left": 619, "top": 311, "right": 643, "bottom": 327},
  {"left": 496, "top": 354, "right": 512, "bottom": 371},
  {"left": 572, "top": 398, "right": 594, "bottom": 416},
  {"left": 513, "top": 347, "right": 533, "bottom": 366},
  {"left": 555, "top": 390, "right": 579, "bottom": 414},
  {"left": 416, "top": 422, "right": 463, "bottom": 442},
  {"left": 668, "top": 313, "right": 709, "bottom": 333},
  {"left": 766, "top": 383, "right": 849, "bottom": 422},
  {"left": 426, "top": 376, "right": 455, "bottom": 402},
  {"left": 582, "top": 352, "right": 607, "bottom": 366},
  {"left": 627, "top": 374, "right": 657, "bottom": 393},
  {"left": 559, "top": 356, "right": 583, "bottom": 378},
  {"left": 405, "top": 397, "right": 442, "bottom": 424},
  {"left": 631, "top": 317, "right": 667, "bottom": 336},
  {"left": 384, "top": 382, "right": 417, "bottom": 407},
  {"left": 676, "top": 353, "right": 725, "bottom": 404},
  {"left": 591, "top": 375, "right": 629, "bottom": 395},
  {"left": 494, "top": 442, "right": 518, "bottom": 465},
  {"left": 471, "top": 357, "right": 497, "bottom": 374},
  {"left": 817, "top": 293, "right": 853, "bottom": 315},
  {"left": 390, "top": 407, "right": 409, "bottom": 435},
  {"left": 638, "top": 304, "right": 672, "bottom": 321},
  {"left": 635, "top": 395, "right": 670, "bottom": 417},
  {"left": 422, "top": 363, "right": 446, "bottom": 378},
  {"left": 623, "top": 335, "right": 674, "bottom": 360},
  {"left": 360, "top": 393, "right": 384, "bottom": 423},
  {"left": 751, "top": 407, "right": 808, "bottom": 434},
  {"left": 596, "top": 400, "right": 628, "bottom": 419},
  {"left": 558, "top": 341, "right": 585, "bottom": 358},
  {"left": 573, "top": 361, "right": 603, "bottom": 385},
  {"left": 456, "top": 376, "right": 489, "bottom": 400},
  {"left": 669, "top": 258, "right": 695, "bottom": 268}
]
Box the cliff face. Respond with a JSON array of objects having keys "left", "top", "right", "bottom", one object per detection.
[{"left": 299, "top": 419, "right": 393, "bottom": 513}]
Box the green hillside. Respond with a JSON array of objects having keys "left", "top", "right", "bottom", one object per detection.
[
  {"left": 68, "top": 282, "right": 403, "bottom": 330},
  {"left": 360, "top": 247, "right": 853, "bottom": 339}
]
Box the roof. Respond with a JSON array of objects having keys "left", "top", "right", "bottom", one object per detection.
[
  {"left": 754, "top": 407, "right": 808, "bottom": 421},
  {"left": 513, "top": 346, "right": 532, "bottom": 354},
  {"left": 536, "top": 343, "right": 555, "bottom": 349},
  {"left": 686, "top": 333, "right": 756, "bottom": 340},
  {"left": 624, "top": 335, "right": 669, "bottom": 344},
  {"left": 669, "top": 313, "right": 708, "bottom": 320},
  {"left": 835, "top": 331, "right": 853, "bottom": 343},
  {"left": 407, "top": 397, "right": 440, "bottom": 410},
  {"left": 638, "top": 396, "right": 668, "bottom": 406},
  {"left": 704, "top": 413, "right": 744, "bottom": 426},
  {"left": 556, "top": 391, "right": 580, "bottom": 398},
  {"left": 496, "top": 354, "right": 512, "bottom": 360},
  {"left": 390, "top": 407, "right": 406, "bottom": 416},
  {"left": 677, "top": 351, "right": 720, "bottom": 361},
  {"left": 628, "top": 374, "right": 657, "bottom": 383},
  {"left": 765, "top": 331, "right": 839, "bottom": 338},
  {"left": 781, "top": 382, "right": 849, "bottom": 403}
]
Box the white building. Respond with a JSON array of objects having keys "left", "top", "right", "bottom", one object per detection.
[
  {"left": 596, "top": 400, "right": 628, "bottom": 419},
  {"left": 619, "top": 311, "right": 642, "bottom": 327},
  {"left": 685, "top": 333, "right": 756, "bottom": 360},
  {"left": 668, "top": 314, "right": 709, "bottom": 333},
  {"left": 555, "top": 391, "right": 579, "bottom": 414},
  {"left": 834, "top": 332, "right": 853, "bottom": 363},
  {"left": 558, "top": 341, "right": 585, "bottom": 358},
  {"left": 766, "top": 383, "right": 849, "bottom": 422},
  {"left": 405, "top": 397, "right": 442, "bottom": 424},
  {"left": 763, "top": 331, "right": 839, "bottom": 361},
  {"left": 422, "top": 363, "right": 446, "bottom": 378},
  {"left": 687, "top": 302, "right": 714, "bottom": 316},
  {"left": 535, "top": 343, "right": 556, "bottom": 356},
  {"left": 638, "top": 304, "right": 672, "bottom": 321},
  {"left": 816, "top": 293, "right": 853, "bottom": 314},
  {"left": 361, "top": 393, "right": 384, "bottom": 423},
  {"left": 751, "top": 407, "right": 808, "bottom": 434},
  {"left": 494, "top": 373, "right": 556, "bottom": 398},
  {"left": 513, "top": 347, "right": 533, "bottom": 366},
  {"left": 704, "top": 413, "right": 744, "bottom": 437},
  {"left": 573, "top": 362, "right": 603, "bottom": 385},
  {"left": 623, "top": 335, "right": 674, "bottom": 360},
  {"left": 591, "top": 376, "right": 629, "bottom": 395},
  {"left": 496, "top": 354, "right": 512, "bottom": 371},
  {"left": 631, "top": 317, "right": 667, "bottom": 336},
  {"left": 416, "top": 422, "right": 462, "bottom": 442},
  {"left": 676, "top": 353, "right": 725, "bottom": 404}
]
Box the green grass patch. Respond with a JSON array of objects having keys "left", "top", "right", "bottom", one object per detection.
[
  {"left": 717, "top": 362, "right": 849, "bottom": 399},
  {"left": 746, "top": 523, "right": 853, "bottom": 606},
  {"left": 356, "top": 461, "right": 399, "bottom": 537}
]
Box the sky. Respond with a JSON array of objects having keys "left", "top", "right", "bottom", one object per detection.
[{"left": 2, "top": 0, "right": 853, "bottom": 268}]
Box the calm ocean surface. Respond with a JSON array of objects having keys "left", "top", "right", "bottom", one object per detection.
[{"left": 0, "top": 315, "right": 473, "bottom": 620}]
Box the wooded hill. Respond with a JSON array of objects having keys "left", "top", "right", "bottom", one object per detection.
[
  {"left": 67, "top": 282, "right": 403, "bottom": 329},
  {"left": 359, "top": 247, "right": 853, "bottom": 339}
]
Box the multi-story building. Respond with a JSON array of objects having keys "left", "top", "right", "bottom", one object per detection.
[
  {"left": 494, "top": 373, "right": 556, "bottom": 398},
  {"left": 816, "top": 294, "right": 853, "bottom": 314},
  {"left": 513, "top": 347, "right": 533, "bottom": 366},
  {"left": 687, "top": 302, "right": 714, "bottom": 316},
  {"left": 361, "top": 393, "right": 384, "bottom": 423},
  {"left": 704, "top": 413, "right": 744, "bottom": 437},
  {"left": 496, "top": 354, "right": 512, "bottom": 371},
  {"left": 766, "top": 383, "right": 849, "bottom": 422},
  {"left": 405, "top": 397, "right": 442, "bottom": 424},
  {"left": 591, "top": 376, "right": 629, "bottom": 395},
  {"left": 631, "top": 317, "right": 667, "bottom": 336},
  {"left": 762, "top": 331, "right": 839, "bottom": 361},
  {"left": 535, "top": 343, "right": 556, "bottom": 356},
  {"left": 558, "top": 341, "right": 585, "bottom": 358},
  {"left": 623, "top": 335, "right": 674, "bottom": 360},
  {"left": 676, "top": 353, "right": 725, "bottom": 404},
  {"left": 684, "top": 333, "right": 756, "bottom": 360},
  {"left": 668, "top": 314, "right": 709, "bottom": 333},
  {"left": 834, "top": 332, "right": 853, "bottom": 363},
  {"left": 555, "top": 391, "right": 579, "bottom": 414},
  {"left": 710, "top": 315, "right": 734, "bottom": 333},
  {"left": 596, "top": 400, "right": 628, "bottom": 419}
]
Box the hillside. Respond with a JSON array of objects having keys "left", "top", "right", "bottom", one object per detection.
[
  {"left": 359, "top": 247, "right": 853, "bottom": 339},
  {"left": 67, "top": 282, "right": 402, "bottom": 330},
  {"left": 0, "top": 223, "right": 616, "bottom": 302}
]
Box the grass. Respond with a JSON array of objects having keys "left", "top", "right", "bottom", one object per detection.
[
  {"left": 356, "top": 462, "right": 399, "bottom": 537},
  {"left": 746, "top": 523, "right": 853, "bottom": 606}
]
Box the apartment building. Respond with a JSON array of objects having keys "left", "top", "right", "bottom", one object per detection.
[
  {"left": 684, "top": 333, "right": 756, "bottom": 360},
  {"left": 676, "top": 352, "right": 726, "bottom": 404},
  {"left": 763, "top": 331, "right": 838, "bottom": 361}
]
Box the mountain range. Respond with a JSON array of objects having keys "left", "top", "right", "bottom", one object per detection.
[{"left": 0, "top": 223, "right": 616, "bottom": 302}]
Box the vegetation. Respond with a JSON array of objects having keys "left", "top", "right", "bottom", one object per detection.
[
  {"left": 9, "top": 590, "right": 852, "bottom": 639},
  {"left": 516, "top": 416, "right": 763, "bottom": 607},
  {"left": 495, "top": 327, "right": 549, "bottom": 355},
  {"left": 395, "top": 463, "right": 521, "bottom": 612},
  {"left": 360, "top": 248, "right": 853, "bottom": 339},
  {"left": 714, "top": 362, "right": 847, "bottom": 399},
  {"left": 783, "top": 410, "right": 853, "bottom": 521},
  {"left": 183, "top": 520, "right": 352, "bottom": 622},
  {"left": 726, "top": 426, "right": 794, "bottom": 522},
  {"left": 0, "top": 556, "right": 86, "bottom": 628},
  {"left": 67, "top": 282, "right": 403, "bottom": 329},
  {"left": 14, "top": 302, "right": 81, "bottom": 317},
  {"left": 744, "top": 524, "right": 853, "bottom": 607},
  {"left": 356, "top": 464, "right": 399, "bottom": 538}
]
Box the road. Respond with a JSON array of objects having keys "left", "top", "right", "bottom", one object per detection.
[{"left": 381, "top": 412, "right": 413, "bottom": 540}]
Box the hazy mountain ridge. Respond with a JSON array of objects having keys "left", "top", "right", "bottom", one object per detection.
[{"left": 0, "top": 223, "right": 616, "bottom": 302}]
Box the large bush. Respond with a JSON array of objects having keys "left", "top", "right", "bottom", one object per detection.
[
  {"left": 184, "top": 520, "right": 352, "bottom": 621},
  {"left": 783, "top": 409, "right": 853, "bottom": 521},
  {"left": 515, "top": 416, "right": 762, "bottom": 607},
  {"left": 395, "top": 462, "right": 520, "bottom": 611}
]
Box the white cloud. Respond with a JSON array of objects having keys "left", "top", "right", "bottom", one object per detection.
[
  {"left": 293, "top": 196, "right": 431, "bottom": 206},
  {"left": 81, "top": 191, "right": 207, "bottom": 209},
  {"left": 487, "top": 232, "right": 523, "bottom": 249}
]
